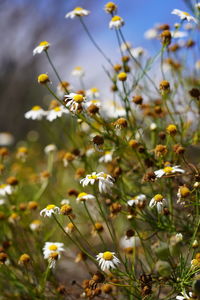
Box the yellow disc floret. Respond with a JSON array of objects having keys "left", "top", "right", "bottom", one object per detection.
[
  {"left": 38, "top": 74, "right": 49, "bottom": 84},
  {"left": 111, "top": 15, "right": 122, "bottom": 22},
  {"left": 102, "top": 251, "right": 113, "bottom": 260},
  {"left": 154, "top": 194, "right": 164, "bottom": 202},
  {"left": 118, "top": 72, "right": 127, "bottom": 81},
  {"left": 48, "top": 244, "right": 58, "bottom": 251},
  {"left": 163, "top": 166, "right": 173, "bottom": 174},
  {"left": 73, "top": 94, "right": 84, "bottom": 103},
  {"left": 46, "top": 204, "right": 56, "bottom": 210}
]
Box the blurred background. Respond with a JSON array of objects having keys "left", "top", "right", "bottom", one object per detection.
[{"left": 0, "top": 0, "right": 189, "bottom": 142}]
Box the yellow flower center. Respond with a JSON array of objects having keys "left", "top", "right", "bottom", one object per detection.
[
  {"left": 32, "top": 220, "right": 41, "bottom": 225},
  {"left": 91, "top": 100, "right": 99, "bottom": 104},
  {"left": 163, "top": 166, "right": 173, "bottom": 174},
  {"left": 102, "top": 251, "right": 113, "bottom": 260},
  {"left": 38, "top": 74, "right": 49, "bottom": 84},
  {"left": 154, "top": 194, "right": 163, "bottom": 202},
  {"left": 48, "top": 244, "right": 58, "bottom": 251},
  {"left": 183, "top": 11, "right": 190, "bottom": 16},
  {"left": 18, "top": 147, "right": 28, "bottom": 153},
  {"left": 74, "top": 66, "right": 82, "bottom": 71},
  {"left": 91, "top": 87, "right": 98, "bottom": 93},
  {"left": 105, "top": 151, "right": 111, "bottom": 155},
  {"left": 88, "top": 175, "right": 97, "bottom": 179},
  {"left": 74, "top": 7, "right": 83, "bottom": 12},
  {"left": 112, "top": 16, "right": 122, "bottom": 22},
  {"left": 39, "top": 41, "right": 49, "bottom": 47},
  {"left": 46, "top": 204, "right": 55, "bottom": 210},
  {"left": 78, "top": 192, "right": 87, "bottom": 198},
  {"left": 32, "top": 106, "right": 42, "bottom": 111},
  {"left": 54, "top": 106, "right": 61, "bottom": 112},
  {"left": 73, "top": 94, "right": 84, "bottom": 103},
  {"left": 0, "top": 184, "right": 7, "bottom": 189}
]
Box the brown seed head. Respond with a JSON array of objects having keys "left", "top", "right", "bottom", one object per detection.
[
  {"left": 132, "top": 95, "right": 143, "bottom": 105},
  {"left": 60, "top": 204, "right": 73, "bottom": 215},
  {"left": 160, "top": 30, "right": 171, "bottom": 45}
]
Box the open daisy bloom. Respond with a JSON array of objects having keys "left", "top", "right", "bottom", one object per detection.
[
  {"left": 40, "top": 204, "right": 60, "bottom": 217},
  {"left": 149, "top": 194, "right": 167, "bottom": 213},
  {"left": 65, "top": 7, "right": 90, "bottom": 19},
  {"left": 43, "top": 242, "right": 64, "bottom": 269},
  {"left": 76, "top": 192, "right": 95, "bottom": 203},
  {"left": 109, "top": 15, "right": 124, "bottom": 29},
  {"left": 127, "top": 194, "right": 146, "bottom": 207},
  {"left": 96, "top": 251, "right": 120, "bottom": 271},
  {"left": 97, "top": 172, "right": 114, "bottom": 193},
  {"left": 171, "top": 9, "right": 198, "bottom": 23},
  {"left": 33, "top": 41, "right": 50, "bottom": 55},
  {"left": 154, "top": 165, "right": 185, "bottom": 178},
  {"left": 0, "top": 184, "right": 12, "bottom": 196},
  {"left": 25, "top": 106, "right": 46, "bottom": 120},
  {"left": 64, "top": 93, "right": 86, "bottom": 113},
  {"left": 176, "top": 291, "right": 193, "bottom": 300},
  {"left": 46, "top": 106, "right": 68, "bottom": 122},
  {"left": 71, "top": 66, "right": 85, "bottom": 77}
]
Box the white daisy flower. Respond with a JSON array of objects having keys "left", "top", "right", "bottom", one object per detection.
[
  {"left": 80, "top": 172, "right": 98, "bottom": 187},
  {"left": 120, "top": 236, "right": 140, "bottom": 250},
  {"left": 0, "top": 132, "right": 14, "bottom": 146},
  {"left": 25, "top": 106, "right": 46, "bottom": 120},
  {"left": 44, "top": 144, "right": 57, "bottom": 154},
  {"left": 65, "top": 7, "right": 90, "bottom": 19},
  {"left": 71, "top": 66, "right": 85, "bottom": 77},
  {"left": 127, "top": 194, "right": 146, "bottom": 207},
  {"left": 76, "top": 192, "right": 95, "bottom": 203},
  {"left": 57, "top": 81, "right": 72, "bottom": 98},
  {"left": 85, "top": 99, "right": 101, "bottom": 109},
  {"left": 195, "top": 60, "right": 200, "bottom": 70},
  {"left": 64, "top": 93, "right": 86, "bottom": 113},
  {"left": 196, "top": 3, "right": 200, "bottom": 9},
  {"left": 120, "top": 41, "right": 132, "bottom": 52},
  {"left": 0, "top": 184, "right": 12, "bottom": 196},
  {"left": 86, "top": 87, "right": 100, "bottom": 99},
  {"left": 60, "top": 199, "right": 70, "bottom": 205},
  {"left": 144, "top": 28, "right": 158, "bottom": 39},
  {"left": 85, "top": 148, "right": 95, "bottom": 156},
  {"left": 40, "top": 204, "right": 60, "bottom": 217},
  {"left": 99, "top": 151, "right": 113, "bottom": 163},
  {"left": 171, "top": 9, "right": 198, "bottom": 23},
  {"left": 29, "top": 219, "right": 42, "bottom": 231},
  {"left": 154, "top": 165, "right": 185, "bottom": 178},
  {"left": 149, "top": 194, "right": 167, "bottom": 213},
  {"left": 97, "top": 172, "right": 114, "bottom": 193},
  {"left": 46, "top": 106, "right": 68, "bottom": 122},
  {"left": 171, "top": 31, "right": 188, "bottom": 38},
  {"left": 102, "top": 101, "right": 126, "bottom": 118},
  {"left": 130, "top": 47, "right": 146, "bottom": 59},
  {"left": 43, "top": 242, "right": 64, "bottom": 269},
  {"left": 0, "top": 199, "right": 5, "bottom": 205},
  {"left": 33, "top": 41, "right": 50, "bottom": 56},
  {"left": 96, "top": 251, "right": 120, "bottom": 271},
  {"left": 109, "top": 16, "right": 124, "bottom": 29},
  {"left": 176, "top": 292, "right": 193, "bottom": 300}
]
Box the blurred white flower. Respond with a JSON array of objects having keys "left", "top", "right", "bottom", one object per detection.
[
  {"left": 99, "top": 151, "right": 113, "bottom": 163},
  {"left": 46, "top": 106, "right": 68, "bottom": 122},
  {"left": 33, "top": 41, "right": 50, "bottom": 55},
  {"left": 171, "top": 9, "right": 198, "bottom": 23},
  {"left": 144, "top": 28, "right": 158, "bottom": 39},
  {"left": 76, "top": 192, "right": 95, "bottom": 203},
  {"left": 65, "top": 7, "right": 90, "bottom": 19},
  {"left": 109, "top": 16, "right": 124, "bottom": 29},
  {"left": 25, "top": 106, "right": 46, "bottom": 120},
  {"left": 71, "top": 66, "right": 85, "bottom": 77},
  {"left": 44, "top": 144, "right": 57, "bottom": 154},
  {"left": 0, "top": 184, "right": 12, "bottom": 196},
  {"left": 40, "top": 204, "right": 60, "bottom": 217},
  {"left": 86, "top": 87, "right": 100, "bottom": 99},
  {"left": 127, "top": 194, "right": 146, "bottom": 207},
  {"left": 0, "top": 132, "right": 14, "bottom": 146}
]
